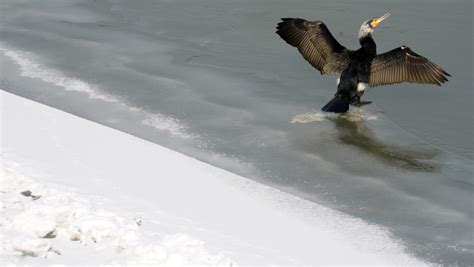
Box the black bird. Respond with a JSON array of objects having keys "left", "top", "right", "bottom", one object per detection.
[{"left": 276, "top": 13, "right": 450, "bottom": 113}]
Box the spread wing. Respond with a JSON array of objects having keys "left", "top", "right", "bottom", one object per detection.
[
  {"left": 369, "top": 46, "right": 450, "bottom": 87},
  {"left": 276, "top": 18, "right": 351, "bottom": 76}
]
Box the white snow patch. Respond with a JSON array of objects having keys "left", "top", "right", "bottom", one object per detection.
[
  {"left": 0, "top": 163, "right": 234, "bottom": 265},
  {"left": 0, "top": 44, "right": 195, "bottom": 139}
]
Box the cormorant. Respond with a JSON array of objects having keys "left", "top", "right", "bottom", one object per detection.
[{"left": 276, "top": 13, "right": 450, "bottom": 113}]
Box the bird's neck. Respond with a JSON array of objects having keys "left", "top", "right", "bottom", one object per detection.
[{"left": 359, "top": 34, "right": 377, "bottom": 56}]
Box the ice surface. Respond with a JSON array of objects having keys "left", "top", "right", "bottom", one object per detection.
[{"left": 0, "top": 44, "right": 194, "bottom": 139}]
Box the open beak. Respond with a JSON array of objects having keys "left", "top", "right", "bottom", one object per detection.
[{"left": 371, "top": 12, "right": 391, "bottom": 28}]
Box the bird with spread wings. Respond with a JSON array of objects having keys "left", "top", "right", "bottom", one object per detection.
[{"left": 276, "top": 14, "right": 450, "bottom": 113}]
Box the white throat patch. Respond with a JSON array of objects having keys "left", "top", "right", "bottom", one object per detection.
[{"left": 358, "top": 22, "right": 374, "bottom": 39}]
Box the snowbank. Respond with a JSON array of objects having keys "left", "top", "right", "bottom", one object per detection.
[
  {"left": 1, "top": 163, "right": 232, "bottom": 265},
  {"left": 1, "top": 91, "right": 428, "bottom": 265}
]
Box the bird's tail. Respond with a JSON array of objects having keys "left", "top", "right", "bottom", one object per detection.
[{"left": 321, "top": 95, "right": 350, "bottom": 113}]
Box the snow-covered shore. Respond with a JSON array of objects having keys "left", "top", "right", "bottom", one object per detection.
[{"left": 1, "top": 91, "right": 428, "bottom": 265}]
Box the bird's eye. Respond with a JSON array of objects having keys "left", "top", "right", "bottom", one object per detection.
[{"left": 369, "top": 19, "right": 379, "bottom": 28}]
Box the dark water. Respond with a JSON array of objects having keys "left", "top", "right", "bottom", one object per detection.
[{"left": 1, "top": 0, "right": 473, "bottom": 264}]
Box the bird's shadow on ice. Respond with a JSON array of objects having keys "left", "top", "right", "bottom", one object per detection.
[
  {"left": 291, "top": 113, "right": 438, "bottom": 173},
  {"left": 329, "top": 116, "right": 438, "bottom": 172}
]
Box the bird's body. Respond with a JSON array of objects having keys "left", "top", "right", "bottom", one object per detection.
[
  {"left": 276, "top": 13, "right": 450, "bottom": 113},
  {"left": 336, "top": 36, "right": 376, "bottom": 99}
]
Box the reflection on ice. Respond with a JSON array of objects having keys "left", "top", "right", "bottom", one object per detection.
[
  {"left": 331, "top": 117, "right": 438, "bottom": 172},
  {"left": 291, "top": 111, "right": 438, "bottom": 172}
]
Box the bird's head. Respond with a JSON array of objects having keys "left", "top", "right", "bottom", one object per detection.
[{"left": 359, "top": 13, "right": 390, "bottom": 38}]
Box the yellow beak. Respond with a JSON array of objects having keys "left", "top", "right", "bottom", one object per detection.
[{"left": 371, "top": 12, "right": 391, "bottom": 28}]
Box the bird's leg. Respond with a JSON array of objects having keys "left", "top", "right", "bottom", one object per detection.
[
  {"left": 350, "top": 95, "right": 372, "bottom": 107},
  {"left": 349, "top": 95, "right": 360, "bottom": 105}
]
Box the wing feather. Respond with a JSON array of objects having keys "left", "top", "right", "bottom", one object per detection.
[
  {"left": 369, "top": 46, "right": 450, "bottom": 87},
  {"left": 276, "top": 18, "right": 351, "bottom": 75}
]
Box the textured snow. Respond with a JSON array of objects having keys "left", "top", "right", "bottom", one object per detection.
[
  {"left": 1, "top": 91, "right": 428, "bottom": 265},
  {"left": 1, "top": 163, "right": 232, "bottom": 265}
]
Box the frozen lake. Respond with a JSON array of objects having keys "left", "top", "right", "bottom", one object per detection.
[{"left": 1, "top": 0, "right": 472, "bottom": 264}]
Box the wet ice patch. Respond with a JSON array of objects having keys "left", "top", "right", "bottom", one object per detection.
[
  {"left": 340, "top": 111, "right": 378, "bottom": 122},
  {"left": 0, "top": 46, "right": 119, "bottom": 103},
  {"left": 0, "top": 163, "right": 234, "bottom": 265},
  {"left": 0, "top": 44, "right": 195, "bottom": 139},
  {"left": 292, "top": 110, "right": 378, "bottom": 123},
  {"left": 292, "top": 112, "right": 327, "bottom": 123},
  {"left": 140, "top": 110, "right": 197, "bottom": 139}
]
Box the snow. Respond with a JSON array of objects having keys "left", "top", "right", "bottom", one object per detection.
[
  {"left": 2, "top": 162, "right": 233, "bottom": 265},
  {"left": 1, "top": 90, "right": 428, "bottom": 265}
]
